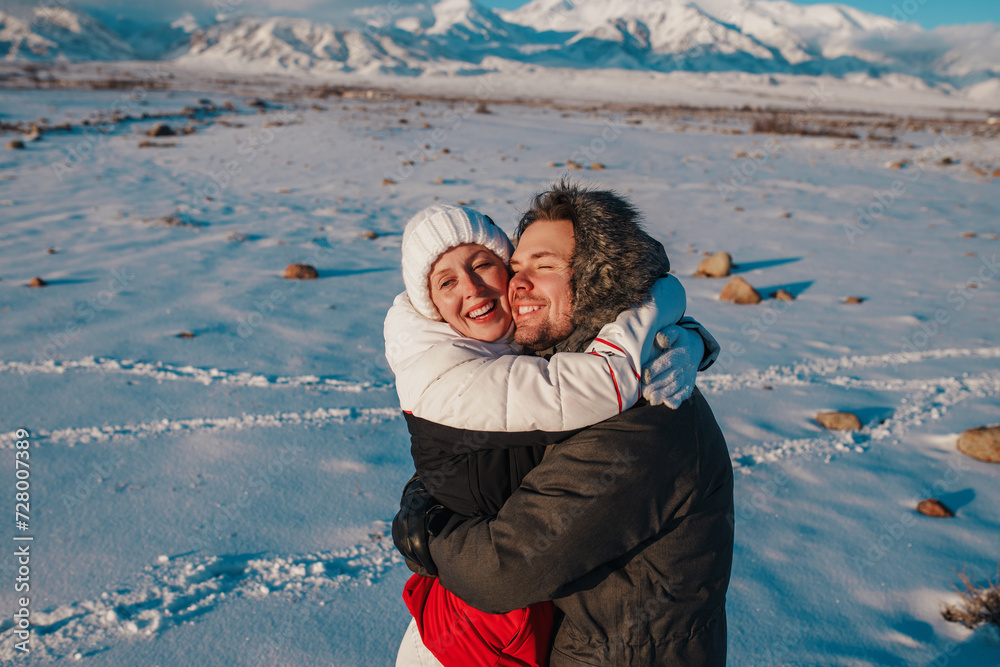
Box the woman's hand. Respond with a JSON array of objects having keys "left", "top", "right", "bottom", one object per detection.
[
  {"left": 641, "top": 324, "right": 706, "bottom": 408},
  {"left": 392, "top": 473, "right": 453, "bottom": 576}
]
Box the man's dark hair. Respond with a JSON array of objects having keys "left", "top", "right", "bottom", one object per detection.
[{"left": 515, "top": 179, "right": 670, "bottom": 342}]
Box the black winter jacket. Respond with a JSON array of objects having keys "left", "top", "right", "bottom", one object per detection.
[
  {"left": 426, "top": 389, "right": 735, "bottom": 666},
  {"left": 403, "top": 411, "right": 577, "bottom": 517}
]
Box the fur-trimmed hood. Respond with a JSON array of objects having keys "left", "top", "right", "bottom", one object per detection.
[{"left": 515, "top": 181, "right": 670, "bottom": 352}]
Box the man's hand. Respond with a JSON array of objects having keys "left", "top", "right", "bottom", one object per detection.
[
  {"left": 641, "top": 324, "right": 704, "bottom": 408},
  {"left": 391, "top": 473, "right": 453, "bottom": 576}
]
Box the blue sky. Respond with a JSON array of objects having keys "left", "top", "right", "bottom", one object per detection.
[{"left": 480, "top": 0, "right": 1000, "bottom": 29}]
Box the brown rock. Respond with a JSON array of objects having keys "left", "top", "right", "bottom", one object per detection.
[
  {"left": 962, "top": 232, "right": 977, "bottom": 238},
  {"left": 147, "top": 123, "right": 175, "bottom": 137},
  {"left": 843, "top": 296, "right": 865, "bottom": 304},
  {"left": 816, "top": 411, "right": 862, "bottom": 430},
  {"left": 176, "top": 331, "right": 196, "bottom": 339},
  {"left": 27, "top": 276, "right": 47, "bottom": 287},
  {"left": 956, "top": 425, "right": 1000, "bottom": 463},
  {"left": 590, "top": 162, "right": 605, "bottom": 170},
  {"left": 719, "top": 277, "right": 761, "bottom": 304},
  {"left": 917, "top": 498, "right": 954, "bottom": 517},
  {"left": 7, "top": 140, "right": 25, "bottom": 150},
  {"left": 46, "top": 247, "right": 57, "bottom": 254},
  {"left": 359, "top": 230, "right": 379, "bottom": 239},
  {"left": 773, "top": 289, "right": 795, "bottom": 301},
  {"left": 284, "top": 263, "right": 318, "bottom": 280},
  {"left": 697, "top": 251, "right": 733, "bottom": 278},
  {"left": 381, "top": 178, "right": 395, "bottom": 186}
]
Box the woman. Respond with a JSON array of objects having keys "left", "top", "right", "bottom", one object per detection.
[{"left": 386, "top": 203, "right": 711, "bottom": 666}]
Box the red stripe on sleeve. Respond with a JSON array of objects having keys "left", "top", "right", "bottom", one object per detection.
[
  {"left": 593, "top": 337, "right": 640, "bottom": 380},
  {"left": 608, "top": 361, "right": 622, "bottom": 412},
  {"left": 593, "top": 337, "right": 625, "bottom": 355}
]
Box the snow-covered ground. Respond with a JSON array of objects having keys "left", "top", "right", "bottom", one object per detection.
[{"left": 0, "top": 85, "right": 998, "bottom": 665}]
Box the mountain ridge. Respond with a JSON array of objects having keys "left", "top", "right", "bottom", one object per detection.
[{"left": 1, "top": 0, "right": 997, "bottom": 97}]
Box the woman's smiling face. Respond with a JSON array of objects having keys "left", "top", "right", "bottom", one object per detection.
[{"left": 428, "top": 244, "right": 513, "bottom": 342}]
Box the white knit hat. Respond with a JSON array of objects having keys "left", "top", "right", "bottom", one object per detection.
[{"left": 401, "top": 204, "right": 513, "bottom": 321}]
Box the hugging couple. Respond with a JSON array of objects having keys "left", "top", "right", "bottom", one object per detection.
[{"left": 385, "top": 180, "right": 734, "bottom": 666}]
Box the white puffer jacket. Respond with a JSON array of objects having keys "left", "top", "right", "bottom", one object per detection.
[{"left": 384, "top": 275, "right": 688, "bottom": 432}]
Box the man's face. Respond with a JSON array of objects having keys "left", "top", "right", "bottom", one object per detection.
[{"left": 508, "top": 218, "right": 575, "bottom": 350}]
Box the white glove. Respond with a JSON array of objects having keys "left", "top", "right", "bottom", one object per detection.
[
  {"left": 641, "top": 324, "right": 704, "bottom": 409},
  {"left": 677, "top": 316, "right": 720, "bottom": 371}
]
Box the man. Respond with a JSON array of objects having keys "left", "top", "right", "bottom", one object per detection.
[{"left": 396, "top": 181, "right": 734, "bottom": 665}]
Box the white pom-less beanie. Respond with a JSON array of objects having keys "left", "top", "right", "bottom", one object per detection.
[{"left": 401, "top": 204, "right": 513, "bottom": 321}]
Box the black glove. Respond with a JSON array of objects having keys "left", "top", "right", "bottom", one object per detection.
[{"left": 392, "top": 473, "right": 453, "bottom": 576}]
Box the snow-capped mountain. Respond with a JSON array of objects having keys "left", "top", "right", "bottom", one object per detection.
[
  {"left": 502, "top": 0, "right": 895, "bottom": 58},
  {"left": 549, "top": 1, "right": 787, "bottom": 71},
  {"left": 178, "top": 15, "right": 428, "bottom": 75},
  {"left": 176, "top": 0, "right": 542, "bottom": 75},
  {"left": 422, "top": 0, "right": 524, "bottom": 40},
  {"left": 501, "top": 0, "right": 1000, "bottom": 82},
  {"left": 1, "top": 0, "right": 997, "bottom": 95},
  {"left": 0, "top": 2, "right": 134, "bottom": 61}
]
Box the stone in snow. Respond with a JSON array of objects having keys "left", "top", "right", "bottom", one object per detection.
[
  {"left": 284, "top": 263, "right": 319, "bottom": 280},
  {"left": 956, "top": 425, "right": 1000, "bottom": 463},
  {"left": 696, "top": 251, "right": 733, "bottom": 278},
  {"left": 917, "top": 498, "right": 954, "bottom": 517},
  {"left": 719, "top": 276, "right": 760, "bottom": 304},
  {"left": 816, "top": 412, "right": 862, "bottom": 430},
  {"left": 147, "top": 123, "right": 175, "bottom": 137}
]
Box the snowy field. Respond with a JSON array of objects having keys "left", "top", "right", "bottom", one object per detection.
[{"left": 0, "top": 83, "right": 998, "bottom": 665}]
